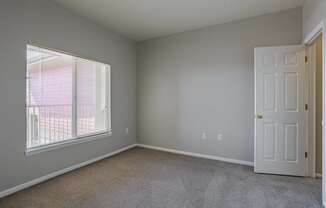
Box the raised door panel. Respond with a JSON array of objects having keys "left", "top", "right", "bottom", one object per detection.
[
  {"left": 284, "top": 123, "right": 298, "bottom": 162},
  {"left": 263, "top": 73, "right": 277, "bottom": 112},
  {"left": 284, "top": 72, "right": 298, "bottom": 112},
  {"left": 279, "top": 51, "right": 301, "bottom": 69},
  {"left": 263, "top": 122, "right": 277, "bottom": 161}
]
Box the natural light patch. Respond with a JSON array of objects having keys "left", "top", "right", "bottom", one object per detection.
[{"left": 26, "top": 45, "right": 111, "bottom": 150}]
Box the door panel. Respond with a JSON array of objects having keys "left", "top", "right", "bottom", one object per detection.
[
  {"left": 263, "top": 122, "right": 277, "bottom": 160},
  {"left": 284, "top": 123, "right": 298, "bottom": 161},
  {"left": 284, "top": 72, "right": 298, "bottom": 112},
  {"left": 263, "top": 73, "right": 277, "bottom": 112},
  {"left": 255, "top": 45, "right": 307, "bottom": 176}
]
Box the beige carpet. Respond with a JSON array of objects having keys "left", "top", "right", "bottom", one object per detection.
[{"left": 0, "top": 147, "right": 322, "bottom": 208}]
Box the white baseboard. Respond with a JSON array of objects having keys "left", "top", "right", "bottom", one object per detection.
[
  {"left": 316, "top": 173, "right": 322, "bottom": 178},
  {"left": 136, "top": 144, "right": 254, "bottom": 167},
  {"left": 0, "top": 144, "right": 137, "bottom": 199}
]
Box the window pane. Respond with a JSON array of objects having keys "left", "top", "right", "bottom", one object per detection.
[
  {"left": 26, "top": 45, "right": 73, "bottom": 148},
  {"left": 76, "top": 58, "right": 108, "bottom": 136},
  {"left": 26, "top": 45, "right": 111, "bottom": 150}
]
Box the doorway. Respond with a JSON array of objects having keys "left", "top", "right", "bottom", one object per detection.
[
  {"left": 304, "top": 20, "right": 326, "bottom": 206},
  {"left": 306, "top": 34, "right": 323, "bottom": 179},
  {"left": 253, "top": 20, "right": 326, "bottom": 205}
]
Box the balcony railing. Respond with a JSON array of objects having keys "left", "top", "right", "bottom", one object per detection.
[{"left": 26, "top": 104, "right": 95, "bottom": 148}]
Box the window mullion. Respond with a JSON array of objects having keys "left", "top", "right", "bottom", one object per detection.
[{"left": 72, "top": 57, "right": 77, "bottom": 138}]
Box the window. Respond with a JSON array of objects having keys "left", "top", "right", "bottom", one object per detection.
[{"left": 26, "top": 45, "right": 111, "bottom": 151}]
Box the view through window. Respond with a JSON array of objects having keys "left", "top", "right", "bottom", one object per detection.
[{"left": 26, "top": 45, "right": 111, "bottom": 149}]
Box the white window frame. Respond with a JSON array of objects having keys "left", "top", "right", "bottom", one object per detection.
[{"left": 25, "top": 44, "right": 112, "bottom": 156}]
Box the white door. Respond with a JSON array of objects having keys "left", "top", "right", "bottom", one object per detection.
[{"left": 254, "top": 45, "right": 307, "bottom": 176}]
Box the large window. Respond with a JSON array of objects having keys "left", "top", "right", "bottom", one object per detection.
[{"left": 26, "top": 45, "right": 111, "bottom": 151}]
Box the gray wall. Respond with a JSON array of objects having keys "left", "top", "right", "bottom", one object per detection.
[
  {"left": 303, "top": 0, "right": 326, "bottom": 39},
  {"left": 137, "top": 8, "right": 302, "bottom": 163},
  {"left": 0, "top": 0, "right": 136, "bottom": 192}
]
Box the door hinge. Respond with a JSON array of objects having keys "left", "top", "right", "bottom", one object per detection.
[
  {"left": 305, "top": 104, "right": 308, "bottom": 111},
  {"left": 305, "top": 56, "right": 308, "bottom": 63},
  {"left": 305, "top": 152, "right": 308, "bottom": 158}
]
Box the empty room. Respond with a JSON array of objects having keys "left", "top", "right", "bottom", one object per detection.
[{"left": 0, "top": 0, "right": 326, "bottom": 207}]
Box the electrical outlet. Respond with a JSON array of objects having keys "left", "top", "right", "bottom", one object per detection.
[
  {"left": 201, "top": 132, "right": 207, "bottom": 140},
  {"left": 217, "top": 134, "right": 222, "bottom": 141},
  {"left": 125, "top": 128, "right": 129, "bottom": 135}
]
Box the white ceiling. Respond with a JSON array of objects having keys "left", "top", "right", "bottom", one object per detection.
[{"left": 53, "top": 0, "right": 305, "bottom": 41}]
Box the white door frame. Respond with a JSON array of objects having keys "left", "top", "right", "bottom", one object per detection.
[
  {"left": 303, "top": 19, "right": 326, "bottom": 207},
  {"left": 305, "top": 39, "right": 317, "bottom": 178}
]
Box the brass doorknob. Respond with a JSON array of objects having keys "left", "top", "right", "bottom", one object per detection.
[{"left": 256, "top": 114, "right": 263, "bottom": 119}]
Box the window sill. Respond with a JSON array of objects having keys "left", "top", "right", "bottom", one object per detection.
[{"left": 25, "top": 131, "right": 112, "bottom": 156}]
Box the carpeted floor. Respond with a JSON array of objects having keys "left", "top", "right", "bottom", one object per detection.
[{"left": 0, "top": 147, "right": 322, "bottom": 208}]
